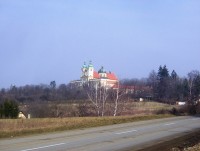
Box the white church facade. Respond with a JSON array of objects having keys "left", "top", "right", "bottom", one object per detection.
[{"left": 71, "top": 61, "right": 118, "bottom": 88}]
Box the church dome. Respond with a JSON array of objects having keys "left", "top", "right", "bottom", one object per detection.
[
  {"left": 82, "top": 62, "right": 87, "bottom": 68},
  {"left": 88, "top": 61, "right": 93, "bottom": 67},
  {"left": 98, "top": 66, "right": 106, "bottom": 73}
]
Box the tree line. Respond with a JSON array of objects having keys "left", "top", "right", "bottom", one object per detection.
[
  {"left": 0, "top": 65, "right": 200, "bottom": 118},
  {"left": 0, "top": 82, "right": 87, "bottom": 104},
  {"left": 0, "top": 66, "right": 200, "bottom": 104},
  {"left": 148, "top": 66, "right": 200, "bottom": 104}
]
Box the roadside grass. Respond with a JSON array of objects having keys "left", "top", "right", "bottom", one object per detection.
[{"left": 0, "top": 114, "right": 174, "bottom": 138}]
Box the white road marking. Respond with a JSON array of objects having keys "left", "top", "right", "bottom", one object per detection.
[
  {"left": 115, "top": 129, "right": 137, "bottom": 135},
  {"left": 164, "top": 123, "right": 175, "bottom": 126},
  {"left": 20, "top": 143, "right": 66, "bottom": 151},
  {"left": 191, "top": 118, "right": 199, "bottom": 120}
]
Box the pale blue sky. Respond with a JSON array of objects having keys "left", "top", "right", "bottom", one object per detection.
[{"left": 0, "top": 0, "right": 200, "bottom": 88}]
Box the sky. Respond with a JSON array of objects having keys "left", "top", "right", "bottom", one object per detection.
[{"left": 0, "top": 0, "right": 200, "bottom": 88}]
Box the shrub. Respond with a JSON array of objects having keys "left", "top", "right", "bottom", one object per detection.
[
  {"left": 170, "top": 107, "right": 178, "bottom": 115},
  {"left": 170, "top": 104, "right": 199, "bottom": 116},
  {"left": 195, "top": 103, "right": 200, "bottom": 114},
  {"left": 155, "top": 109, "right": 170, "bottom": 114},
  {"left": 0, "top": 99, "right": 19, "bottom": 118}
]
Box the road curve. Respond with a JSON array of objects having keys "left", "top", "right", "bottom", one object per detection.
[{"left": 0, "top": 116, "right": 200, "bottom": 151}]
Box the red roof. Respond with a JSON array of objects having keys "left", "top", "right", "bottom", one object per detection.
[
  {"left": 93, "top": 71, "right": 118, "bottom": 80},
  {"left": 93, "top": 71, "right": 100, "bottom": 79},
  {"left": 107, "top": 73, "right": 118, "bottom": 80}
]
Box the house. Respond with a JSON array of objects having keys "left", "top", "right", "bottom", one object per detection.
[
  {"left": 112, "top": 84, "right": 152, "bottom": 96},
  {"left": 70, "top": 62, "right": 152, "bottom": 99},
  {"left": 176, "top": 102, "right": 186, "bottom": 105},
  {"left": 18, "top": 111, "right": 26, "bottom": 119}
]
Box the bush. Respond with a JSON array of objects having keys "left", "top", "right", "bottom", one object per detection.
[
  {"left": 155, "top": 109, "right": 170, "bottom": 115},
  {"left": 179, "top": 104, "right": 196, "bottom": 115},
  {"left": 170, "top": 107, "right": 178, "bottom": 115},
  {"left": 0, "top": 99, "right": 19, "bottom": 118},
  {"left": 170, "top": 104, "right": 199, "bottom": 116},
  {"left": 196, "top": 103, "right": 200, "bottom": 114}
]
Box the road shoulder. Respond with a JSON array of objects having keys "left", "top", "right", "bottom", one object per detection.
[{"left": 136, "top": 128, "right": 200, "bottom": 151}]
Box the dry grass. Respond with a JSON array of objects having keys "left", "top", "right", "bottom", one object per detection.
[
  {"left": 21, "top": 101, "right": 175, "bottom": 117},
  {"left": 0, "top": 114, "right": 173, "bottom": 138},
  {"left": 119, "top": 101, "right": 174, "bottom": 115},
  {"left": 183, "top": 143, "right": 200, "bottom": 151},
  {"left": 131, "top": 102, "right": 173, "bottom": 109}
]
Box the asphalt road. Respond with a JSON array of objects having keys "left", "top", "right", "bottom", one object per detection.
[{"left": 0, "top": 116, "right": 200, "bottom": 151}]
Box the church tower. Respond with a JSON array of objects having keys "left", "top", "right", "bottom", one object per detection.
[
  {"left": 81, "top": 62, "right": 88, "bottom": 82},
  {"left": 88, "top": 61, "right": 94, "bottom": 80}
]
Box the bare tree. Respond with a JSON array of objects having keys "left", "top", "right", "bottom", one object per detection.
[
  {"left": 188, "top": 70, "right": 200, "bottom": 102},
  {"left": 86, "top": 81, "right": 109, "bottom": 116},
  {"left": 101, "top": 84, "right": 109, "bottom": 116},
  {"left": 113, "top": 82, "right": 120, "bottom": 116},
  {"left": 112, "top": 82, "right": 125, "bottom": 116}
]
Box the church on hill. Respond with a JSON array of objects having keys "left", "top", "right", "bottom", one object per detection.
[{"left": 71, "top": 61, "right": 118, "bottom": 88}]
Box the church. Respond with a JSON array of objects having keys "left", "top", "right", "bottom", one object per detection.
[{"left": 71, "top": 61, "right": 118, "bottom": 88}]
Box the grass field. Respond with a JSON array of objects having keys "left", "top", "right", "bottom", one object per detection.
[
  {"left": 0, "top": 114, "right": 173, "bottom": 138},
  {"left": 120, "top": 101, "right": 174, "bottom": 114},
  {"left": 20, "top": 101, "right": 175, "bottom": 117}
]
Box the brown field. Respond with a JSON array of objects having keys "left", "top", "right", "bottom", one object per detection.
[
  {"left": 21, "top": 101, "right": 176, "bottom": 117},
  {"left": 0, "top": 114, "right": 173, "bottom": 138},
  {"left": 120, "top": 101, "right": 174, "bottom": 115}
]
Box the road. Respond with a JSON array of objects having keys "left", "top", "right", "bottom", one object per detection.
[{"left": 0, "top": 116, "right": 200, "bottom": 151}]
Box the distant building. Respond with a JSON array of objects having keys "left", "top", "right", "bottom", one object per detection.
[
  {"left": 70, "top": 61, "right": 118, "bottom": 88},
  {"left": 176, "top": 101, "right": 186, "bottom": 105},
  {"left": 70, "top": 62, "right": 152, "bottom": 99},
  {"left": 18, "top": 111, "right": 26, "bottom": 119}
]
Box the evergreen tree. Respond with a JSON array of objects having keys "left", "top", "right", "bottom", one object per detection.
[
  {"left": 171, "top": 70, "right": 177, "bottom": 80},
  {"left": 157, "top": 65, "right": 169, "bottom": 79},
  {"left": 1, "top": 100, "right": 19, "bottom": 118},
  {"left": 157, "top": 65, "right": 170, "bottom": 100},
  {"left": 0, "top": 104, "right": 3, "bottom": 118},
  {"left": 168, "top": 70, "right": 179, "bottom": 100}
]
